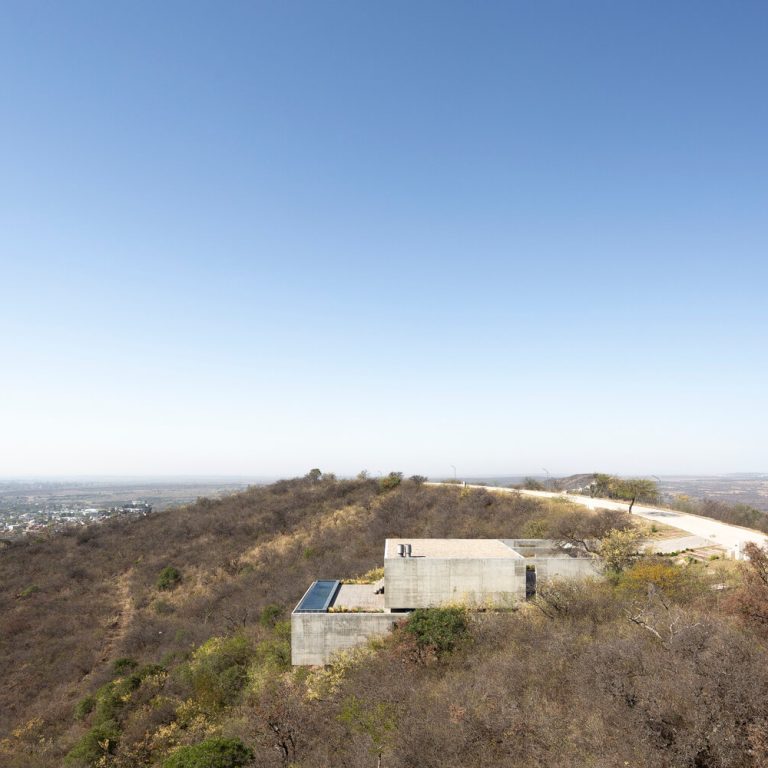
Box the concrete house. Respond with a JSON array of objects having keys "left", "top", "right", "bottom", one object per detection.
[{"left": 291, "top": 538, "right": 597, "bottom": 665}]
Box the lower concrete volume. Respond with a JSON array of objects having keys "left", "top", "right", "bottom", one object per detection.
[{"left": 291, "top": 612, "right": 398, "bottom": 666}]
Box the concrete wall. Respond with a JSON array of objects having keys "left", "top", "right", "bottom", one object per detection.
[
  {"left": 503, "top": 539, "right": 558, "bottom": 549},
  {"left": 533, "top": 556, "right": 599, "bottom": 581},
  {"left": 291, "top": 612, "right": 398, "bottom": 666},
  {"left": 385, "top": 557, "right": 526, "bottom": 610}
]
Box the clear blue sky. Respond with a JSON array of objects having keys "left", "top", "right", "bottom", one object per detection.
[{"left": 1, "top": 1, "right": 766, "bottom": 477}]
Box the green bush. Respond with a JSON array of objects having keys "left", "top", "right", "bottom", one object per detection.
[
  {"left": 273, "top": 619, "right": 291, "bottom": 640},
  {"left": 403, "top": 607, "right": 468, "bottom": 659},
  {"left": 84, "top": 665, "right": 163, "bottom": 728},
  {"left": 92, "top": 676, "right": 141, "bottom": 725},
  {"left": 137, "top": 662, "right": 166, "bottom": 679},
  {"left": 112, "top": 657, "right": 138, "bottom": 675},
  {"left": 258, "top": 603, "right": 282, "bottom": 628},
  {"left": 64, "top": 719, "right": 120, "bottom": 766},
  {"left": 73, "top": 695, "right": 96, "bottom": 721},
  {"left": 183, "top": 634, "right": 254, "bottom": 711},
  {"left": 156, "top": 566, "right": 182, "bottom": 591},
  {"left": 162, "top": 737, "right": 253, "bottom": 768},
  {"left": 254, "top": 636, "right": 291, "bottom": 671}
]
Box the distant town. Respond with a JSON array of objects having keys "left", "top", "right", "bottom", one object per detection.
[
  {"left": 0, "top": 479, "right": 257, "bottom": 539},
  {"left": 0, "top": 499, "right": 153, "bottom": 536}
]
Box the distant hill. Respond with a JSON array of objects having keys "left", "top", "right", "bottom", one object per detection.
[
  {"left": 553, "top": 473, "right": 599, "bottom": 492},
  {"left": 461, "top": 473, "right": 599, "bottom": 492}
]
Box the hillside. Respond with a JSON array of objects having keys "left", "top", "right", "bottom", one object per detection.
[{"left": 2, "top": 476, "right": 768, "bottom": 767}]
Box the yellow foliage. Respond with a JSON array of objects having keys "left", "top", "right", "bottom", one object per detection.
[
  {"left": 149, "top": 705, "right": 218, "bottom": 754},
  {"left": 11, "top": 717, "right": 44, "bottom": 740},
  {"left": 598, "top": 528, "right": 644, "bottom": 572},
  {"left": 0, "top": 717, "right": 52, "bottom": 756},
  {"left": 303, "top": 645, "right": 374, "bottom": 702},
  {"left": 192, "top": 635, "right": 226, "bottom": 661},
  {"left": 344, "top": 567, "right": 385, "bottom": 584},
  {"left": 617, "top": 559, "right": 700, "bottom": 600}
]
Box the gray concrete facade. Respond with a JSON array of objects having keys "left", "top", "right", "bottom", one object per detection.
[
  {"left": 291, "top": 612, "right": 399, "bottom": 666},
  {"left": 532, "top": 556, "right": 599, "bottom": 581},
  {"left": 384, "top": 556, "right": 527, "bottom": 609},
  {"left": 384, "top": 538, "right": 597, "bottom": 610}
]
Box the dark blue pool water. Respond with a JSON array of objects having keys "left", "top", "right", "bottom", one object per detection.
[{"left": 294, "top": 580, "right": 340, "bottom": 612}]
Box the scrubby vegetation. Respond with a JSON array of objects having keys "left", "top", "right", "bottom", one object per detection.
[{"left": 2, "top": 475, "right": 768, "bottom": 767}]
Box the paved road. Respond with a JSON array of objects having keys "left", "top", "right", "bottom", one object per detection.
[
  {"left": 430, "top": 483, "right": 768, "bottom": 556},
  {"left": 521, "top": 489, "right": 768, "bottom": 554}
]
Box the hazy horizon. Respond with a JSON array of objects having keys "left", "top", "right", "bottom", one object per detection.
[
  {"left": 2, "top": 471, "right": 767, "bottom": 483},
  {"left": 2, "top": 2, "right": 766, "bottom": 476}
]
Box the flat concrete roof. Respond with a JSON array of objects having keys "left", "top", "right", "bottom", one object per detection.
[
  {"left": 385, "top": 538, "right": 524, "bottom": 559},
  {"left": 330, "top": 583, "right": 385, "bottom": 611},
  {"left": 501, "top": 539, "right": 574, "bottom": 557}
]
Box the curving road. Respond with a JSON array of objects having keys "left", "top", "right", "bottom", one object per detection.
[
  {"left": 522, "top": 488, "right": 768, "bottom": 555},
  {"left": 429, "top": 483, "right": 768, "bottom": 556}
]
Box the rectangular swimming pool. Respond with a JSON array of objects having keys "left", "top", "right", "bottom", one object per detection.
[{"left": 293, "top": 580, "right": 341, "bottom": 613}]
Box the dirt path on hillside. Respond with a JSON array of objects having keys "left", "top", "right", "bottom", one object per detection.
[{"left": 81, "top": 569, "right": 135, "bottom": 682}]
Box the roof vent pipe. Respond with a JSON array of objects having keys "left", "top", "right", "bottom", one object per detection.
[
  {"left": 397, "top": 543, "right": 406, "bottom": 557},
  {"left": 405, "top": 543, "right": 412, "bottom": 557}
]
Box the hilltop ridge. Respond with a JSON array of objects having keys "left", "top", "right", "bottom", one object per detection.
[{"left": 3, "top": 475, "right": 768, "bottom": 768}]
